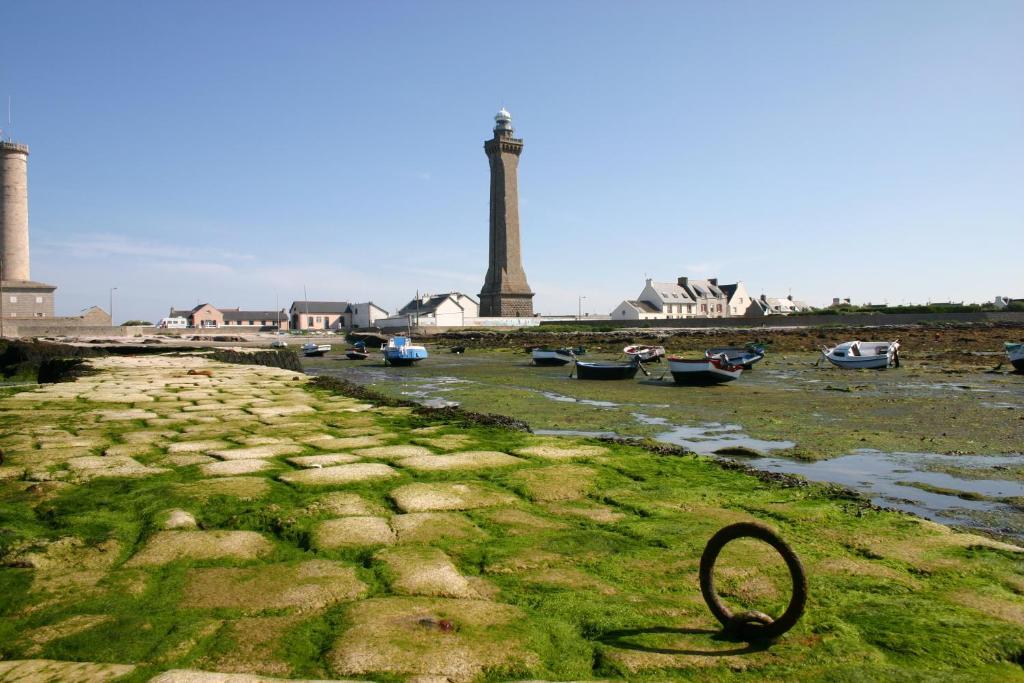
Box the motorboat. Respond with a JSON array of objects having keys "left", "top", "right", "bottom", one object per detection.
[
  {"left": 531, "top": 347, "right": 576, "bottom": 366},
  {"left": 573, "top": 355, "right": 643, "bottom": 380},
  {"left": 623, "top": 344, "right": 666, "bottom": 362},
  {"left": 821, "top": 340, "right": 900, "bottom": 369},
  {"left": 666, "top": 354, "right": 743, "bottom": 385},
  {"left": 301, "top": 342, "right": 331, "bottom": 357},
  {"left": 383, "top": 336, "right": 428, "bottom": 366},
  {"left": 1006, "top": 342, "right": 1024, "bottom": 372},
  {"left": 705, "top": 344, "right": 765, "bottom": 369}
]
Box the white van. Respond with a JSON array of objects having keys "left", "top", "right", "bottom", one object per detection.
[{"left": 158, "top": 317, "right": 188, "bottom": 329}]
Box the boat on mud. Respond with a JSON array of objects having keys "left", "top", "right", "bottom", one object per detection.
[
  {"left": 383, "top": 336, "right": 428, "bottom": 366},
  {"left": 1007, "top": 342, "right": 1024, "bottom": 372},
  {"left": 666, "top": 354, "right": 744, "bottom": 385},
  {"left": 821, "top": 339, "right": 900, "bottom": 369},
  {"left": 705, "top": 343, "right": 765, "bottom": 369},
  {"left": 344, "top": 341, "right": 369, "bottom": 360},
  {"left": 531, "top": 347, "right": 576, "bottom": 366},
  {"left": 573, "top": 356, "right": 644, "bottom": 380},
  {"left": 301, "top": 342, "right": 331, "bottom": 357},
  {"left": 623, "top": 344, "right": 666, "bottom": 362},
  {"left": 450, "top": 346, "right": 466, "bottom": 354}
]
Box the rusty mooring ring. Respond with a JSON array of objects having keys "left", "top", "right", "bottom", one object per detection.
[{"left": 699, "top": 521, "right": 808, "bottom": 640}]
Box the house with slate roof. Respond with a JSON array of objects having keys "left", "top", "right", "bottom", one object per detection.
[
  {"left": 610, "top": 276, "right": 735, "bottom": 319},
  {"left": 393, "top": 292, "right": 479, "bottom": 327},
  {"left": 168, "top": 304, "right": 289, "bottom": 330}
]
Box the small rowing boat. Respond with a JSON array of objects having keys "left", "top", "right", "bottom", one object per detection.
[
  {"left": 345, "top": 350, "right": 369, "bottom": 360},
  {"left": 623, "top": 344, "right": 666, "bottom": 362},
  {"left": 574, "top": 356, "right": 643, "bottom": 380},
  {"left": 821, "top": 340, "right": 900, "bottom": 369},
  {"left": 705, "top": 344, "right": 765, "bottom": 369},
  {"left": 531, "top": 348, "right": 576, "bottom": 366},
  {"left": 301, "top": 342, "right": 331, "bottom": 357},
  {"left": 666, "top": 354, "right": 743, "bottom": 385}
]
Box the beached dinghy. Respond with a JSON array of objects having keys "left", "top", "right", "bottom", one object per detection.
[
  {"left": 666, "top": 354, "right": 743, "bottom": 385},
  {"left": 705, "top": 343, "right": 765, "bottom": 369},
  {"left": 821, "top": 340, "right": 900, "bottom": 369},
  {"left": 531, "top": 348, "right": 576, "bottom": 366},
  {"left": 623, "top": 344, "right": 666, "bottom": 362},
  {"left": 1006, "top": 342, "right": 1024, "bottom": 372},
  {"left": 383, "top": 336, "right": 428, "bottom": 366},
  {"left": 301, "top": 342, "right": 331, "bottom": 357},
  {"left": 574, "top": 356, "right": 643, "bottom": 380}
]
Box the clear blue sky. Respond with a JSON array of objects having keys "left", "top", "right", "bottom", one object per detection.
[{"left": 3, "top": 1, "right": 1022, "bottom": 322}]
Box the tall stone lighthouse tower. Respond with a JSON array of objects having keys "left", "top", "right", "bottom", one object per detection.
[
  {"left": 479, "top": 108, "right": 534, "bottom": 317},
  {"left": 1, "top": 140, "right": 31, "bottom": 281},
  {"left": 1, "top": 137, "right": 56, "bottom": 321}
]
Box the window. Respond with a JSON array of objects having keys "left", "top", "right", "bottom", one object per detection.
[
  {"left": 36, "top": 296, "right": 43, "bottom": 303},
  {"left": 8, "top": 296, "right": 16, "bottom": 303},
  {"left": 307, "top": 317, "right": 313, "bottom": 327}
]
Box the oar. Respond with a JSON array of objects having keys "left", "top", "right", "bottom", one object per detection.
[{"left": 638, "top": 360, "right": 650, "bottom": 377}]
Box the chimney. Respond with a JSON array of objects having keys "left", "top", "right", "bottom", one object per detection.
[
  {"left": 832, "top": 297, "right": 840, "bottom": 305},
  {"left": 760, "top": 294, "right": 767, "bottom": 302},
  {"left": 844, "top": 298, "right": 851, "bottom": 305},
  {"left": 677, "top": 276, "right": 688, "bottom": 287},
  {"left": 787, "top": 294, "right": 793, "bottom": 301},
  {"left": 708, "top": 278, "right": 718, "bottom": 287},
  {"left": 645, "top": 278, "right": 652, "bottom": 286}
]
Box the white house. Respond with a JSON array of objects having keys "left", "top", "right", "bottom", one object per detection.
[
  {"left": 348, "top": 302, "right": 388, "bottom": 329},
  {"left": 749, "top": 294, "right": 814, "bottom": 316},
  {"left": 383, "top": 292, "right": 480, "bottom": 328},
  {"left": 610, "top": 276, "right": 733, "bottom": 319},
  {"left": 718, "top": 282, "right": 755, "bottom": 317}
]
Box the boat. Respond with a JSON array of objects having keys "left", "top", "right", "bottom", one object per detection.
[
  {"left": 573, "top": 356, "right": 643, "bottom": 380},
  {"left": 623, "top": 344, "right": 666, "bottom": 362},
  {"left": 450, "top": 346, "right": 466, "bottom": 354},
  {"left": 531, "top": 347, "right": 576, "bottom": 366},
  {"left": 345, "top": 349, "right": 369, "bottom": 360},
  {"left": 666, "top": 354, "right": 743, "bottom": 385},
  {"left": 821, "top": 340, "right": 900, "bottom": 369},
  {"left": 383, "top": 336, "right": 428, "bottom": 366},
  {"left": 1006, "top": 342, "right": 1024, "bottom": 372},
  {"left": 705, "top": 343, "right": 766, "bottom": 369},
  {"left": 301, "top": 342, "right": 331, "bottom": 357}
]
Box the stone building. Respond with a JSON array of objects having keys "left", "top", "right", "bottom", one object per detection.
[
  {"left": 1, "top": 139, "right": 57, "bottom": 320},
  {"left": 478, "top": 109, "right": 534, "bottom": 317}
]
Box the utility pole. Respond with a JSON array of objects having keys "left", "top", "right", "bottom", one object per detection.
[{"left": 109, "top": 287, "right": 118, "bottom": 327}]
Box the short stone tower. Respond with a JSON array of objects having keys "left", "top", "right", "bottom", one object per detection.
[
  {"left": 479, "top": 108, "right": 534, "bottom": 317},
  {"left": 1, "top": 140, "right": 31, "bottom": 281}
]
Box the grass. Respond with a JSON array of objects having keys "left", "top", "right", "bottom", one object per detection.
[{"left": 0, "top": 353, "right": 1023, "bottom": 681}]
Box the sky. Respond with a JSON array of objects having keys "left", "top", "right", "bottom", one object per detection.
[{"left": 2, "top": 1, "right": 1022, "bottom": 323}]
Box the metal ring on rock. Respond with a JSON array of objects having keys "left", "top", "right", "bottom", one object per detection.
[{"left": 699, "top": 521, "right": 808, "bottom": 640}]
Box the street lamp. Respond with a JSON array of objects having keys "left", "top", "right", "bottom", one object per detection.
[
  {"left": 578, "top": 295, "right": 587, "bottom": 321},
  {"left": 109, "top": 287, "right": 118, "bottom": 327}
]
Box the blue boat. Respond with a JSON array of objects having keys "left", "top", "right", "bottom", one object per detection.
[{"left": 383, "top": 336, "right": 428, "bottom": 366}]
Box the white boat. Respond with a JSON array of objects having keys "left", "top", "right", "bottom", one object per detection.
[
  {"left": 301, "top": 342, "right": 331, "bottom": 357},
  {"left": 531, "top": 348, "right": 575, "bottom": 366},
  {"left": 821, "top": 340, "right": 900, "bottom": 369},
  {"left": 623, "top": 344, "right": 666, "bottom": 362},
  {"left": 1006, "top": 342, "right": 1024, "bottom": 372},
  {"left": 666, "top": 354, "right": 743, "bottom": 385}
]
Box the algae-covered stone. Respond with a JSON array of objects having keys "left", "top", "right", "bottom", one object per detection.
[
  {"left": 390, "top": 482, "right": 518, "bottom": 512},
  {"left": 306, "top": 492, "right": 383, "bottom": 517},
  {"left": 352, "top": 444, "right": 434, "bottom": 461},
  {"left": 177, "top": 476, "right": 270, "bottom": 500},
  {"left": 392, "top": 512, "right": 484, "bottom": 543},
  {"left": 164, "top": 509, "right": 198, "bottom": 529},
  {"left": 329, "top": 597, "right": 539, "bottom": 682},
  {"left": 150, "top": 669, "right": 364, "bottom": 682},
  {"left": 398, "top": 451, "right": 525, "bottom": 472},
  {"left": 200, "top": 459, "right": 275, "bottom": 477},
  {"left": 483, "top": 508, "right": 568, "bottom": 534},
  {"left": 279, "top": 463, "right": 397, "bottom": 486},
  {"left": 0, "top": 659, "right": 135, "bottom": 681},
  {"left": 168, "top": 440, "right": 232, "bottom": 453},
  {"left": 411, "top": 434, "right": 475, "bottom": 451},
  {"left": 515, "top": 444, "right": 609, "bottom": 460},
  {"left": 127, "top": 531, "right": 272, "bottom": 566},
  {"left": 181, "top": 560, "right": 366, "bottom": 612},
  {"left": 66, "top": 456, "right": 168, "bottom": 480},
  {"left": 313, "top": 516, "right": 395, "bottom": 548},
  {"left": 508, "top": 464, "right": 598, "bottom": 502},
  {"left": 208, "top": 444, "right": 303, "bottom": 460},
  {"left": 377, "top": 546, "right": 482, "bottom": 598},
  {"left": 285, "top": 453, "right": 361, "bottom": 468}
]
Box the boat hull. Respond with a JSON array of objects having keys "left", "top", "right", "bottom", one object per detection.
[
  {"left": 1007, "top": 343, "right": 1024, "bottom": 372},
  {"left": 823, "top": 355, "right": 890, "bottom": 370},
  {"left": 667, "top": 358, "right": 743, "bottom": 385},
  {"left": 623, "top": 345, "right": 665, "bottom": 362},
  {"left": 345, "top": 351, "right": 369, "bottom": 360},
  {"left": 822, "top": 340, "right": 899, "bottom": 370},
  {"left": 574, "top": 359, "right": 641, "bottom": 380}
]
